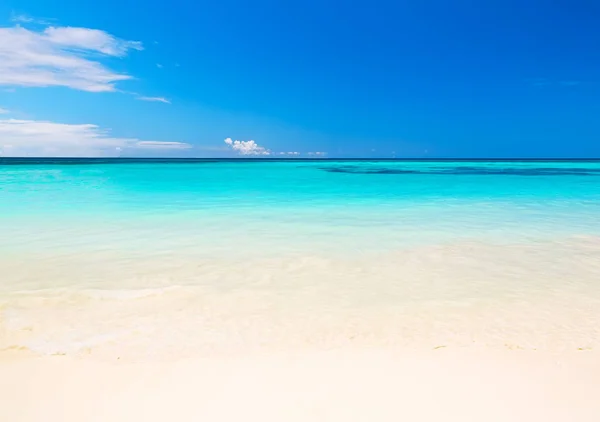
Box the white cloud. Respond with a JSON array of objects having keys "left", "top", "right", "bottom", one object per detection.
[
  {"left": 278, "top": 151, "right": 300, "bottom": 156},
  {"left": 0, "top": 108, "right": 9, "bottom": 114},
  {"left": 308, "top": 151, "right": 327, "bottom": 156},
  {"left": 0, "top": 24, "right": 142, "bottom": 92},
  {"left": 137, "top": 96, "right": 171, "bottom": 104},
  {"left": 0, "top": 118, "right": 191, "bottom": 157},
  {"left": 224, "top": 138, "right": 270, "bottom": 155}
]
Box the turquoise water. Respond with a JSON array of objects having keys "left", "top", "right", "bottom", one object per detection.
[
  {"left": 1, "top": 159, "right": 600, "bottom": 357},
  {"left": 2, "top": 159, "right": 600, "bottom": 258}
]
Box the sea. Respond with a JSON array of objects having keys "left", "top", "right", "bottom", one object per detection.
[{"left": 1, "top": 159, "right": 600, "bottom": 359}]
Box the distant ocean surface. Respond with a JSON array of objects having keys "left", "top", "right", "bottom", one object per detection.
[{"left": 1, "top": 159, "right": 600, "bottom": 358}]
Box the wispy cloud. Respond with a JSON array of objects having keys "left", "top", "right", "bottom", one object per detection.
[
  {"left": 307, "top": 151, "right": 327, "bottom": 156},
  {"left": 10, "top": 13, "right": 36, "bottom": 23},
  {"left": 0, "top": 108, "right": 9, "bottom": 114},
  {"left": 10, "top": 13, "right": 53, "bottom": 25},
  {"left": 135, "top": 141, "right": 190, "bottom": 149},
  {"left": 0, "top": 118, "right": 190, "bottom": 157},
  {"left": 224, "top": 138, "right": 270, "bottom": 155},
  {"left": 156, "top": 63, "right": 163, "bottom": 68},
  {"left": 0, "top": 24, "right": 142, "bottom": 92},
  {"left": 43, "top": 26, "right": 142, "bottom": 56},
  {"left": 137, "top": 96, "right": 171, "bottom": 104}
]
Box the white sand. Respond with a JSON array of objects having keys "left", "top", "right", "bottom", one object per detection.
[
  {"left": 2, "top": 349, "right": 600, "bottom": 422},
  {"left": 2, "top": 238, "right": 600, "bottom": 420}
]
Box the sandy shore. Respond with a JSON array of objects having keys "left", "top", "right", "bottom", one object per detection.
[
  {"left": 2, "top": 349, "right": 600, "bottom": 422},
  {"left": 2, "top": 239, "right": 600, "bottom": 421}
]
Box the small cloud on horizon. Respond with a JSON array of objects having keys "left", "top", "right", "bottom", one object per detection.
[
  {"left": 224, "top": 138, "right": 270, "bottom": 155},
  {"left": 222, "top": 139, "right": 328, "bottom": 157}
]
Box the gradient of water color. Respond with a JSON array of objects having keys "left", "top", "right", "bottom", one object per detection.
[{"left": 1, "top": 159, "right": 600, "bottom": 358}]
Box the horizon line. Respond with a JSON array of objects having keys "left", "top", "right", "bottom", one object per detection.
[{"left": 2, "top": 157, "right": 600, "bottom": 162}]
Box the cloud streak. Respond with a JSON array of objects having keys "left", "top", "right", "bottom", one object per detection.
[
  {"left": 135, "top": 141, "right": 190, "bottom": 149},
  {"left": 0, "top": 118, "right": 190, "bottom": 157},
  {"left": 137, "top": 96, "right": 171, "bottom": 104},
  {"left": 0, "top": 24, "right": 143, "bottom": 92}
]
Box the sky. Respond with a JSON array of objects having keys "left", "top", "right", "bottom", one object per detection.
[{"left": 0, "top": 0, "right": 599, "bottom": 158}]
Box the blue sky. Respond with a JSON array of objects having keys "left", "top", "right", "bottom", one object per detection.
[{"left": 1, "top": 1, "right": 599, "bottom": 157}]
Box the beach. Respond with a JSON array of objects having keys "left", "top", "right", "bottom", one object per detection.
[
  {"left": 3, "top": 350, "right": 600, "bottom": 421},
  {"left": 2, "top": 159, "right": 600, "bottom": 420}
]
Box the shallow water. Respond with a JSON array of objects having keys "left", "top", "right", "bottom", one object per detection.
[{"left": 1, "top": 159, "right": 600, "bottom": 358}]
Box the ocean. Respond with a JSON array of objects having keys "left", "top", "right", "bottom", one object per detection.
[{"left": 1, "top": 159, "right": 600, "bottom": 358}]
